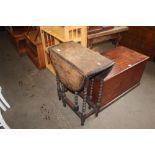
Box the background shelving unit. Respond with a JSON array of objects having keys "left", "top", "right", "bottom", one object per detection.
[{"left": 6, "top": 26, "right": 28, "bottom": 55}]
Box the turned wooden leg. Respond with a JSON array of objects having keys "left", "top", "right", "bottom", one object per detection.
[
  {"left": 81, "top": 80, "right": 89, "bottom": 126},
  {"left": 116, "top": 33, "right": 122, "bottom": 47},
  {"left": 96, "top": 79, "right": 104, "bottom": 117},
  {"left": 74, "top": 92, "right": 79, "bottom": 112},
  {"left": 80, "top": 113, "right": 85, "bottom": 126},
  {"left": 88, "top": 39, "right": 93, "bottom": 49},
  {"left": 56, "top": 75, "right": 62, "bottom": 100},
  {"left": 61, "top": 83, "right": 67, "bottom": 107},
  {"left": 89, "top": 78, "right": 94, "bottom": 109}
]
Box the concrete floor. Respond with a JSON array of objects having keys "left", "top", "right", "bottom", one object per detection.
[{"left": 0, "top": 31, "right": 155, "bottom": 129}]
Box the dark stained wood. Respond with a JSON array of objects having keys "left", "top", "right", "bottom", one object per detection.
[
  {"left": 120, "top": 26, "right": 155, "bottom": 60},
  {"left": 6, "top": 26, "right": 29, "bottom": 55},
  {"left": 92, "top": 46, "right": 149, "bottom": 107},
  {"left": 88, "top": 26, "right": 114, "bottom": 34},
  {"left": 0, "top": 26, "right": 5, "bottom": 31},
  {"left": 88, "top": 26, "right": 128, "bottom": 48}
]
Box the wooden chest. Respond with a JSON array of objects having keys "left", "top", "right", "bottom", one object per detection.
[{"left": 92, "top": 46, "right": 149, "bottom": 109}]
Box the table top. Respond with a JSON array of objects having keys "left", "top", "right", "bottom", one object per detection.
[
  {"left": 49, "top": 41, "right": 114, "bottom": 91},
  {"left": 49, "top": 41, "right": 114, "bottom": 77}
]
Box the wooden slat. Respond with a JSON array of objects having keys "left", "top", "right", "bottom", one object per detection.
[
  {"left": 40, "top": 26, "right": 87, "bottom": 47},
  {"left": 40, "top": 26, "right": 88, "bottom": 75},
  {"left": 88, "top": 26, "right": 128, "bottom": 39}
]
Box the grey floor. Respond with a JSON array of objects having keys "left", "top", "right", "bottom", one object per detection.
[{"left": 0, "top": 31, "right": 155, "bottom": 129}]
